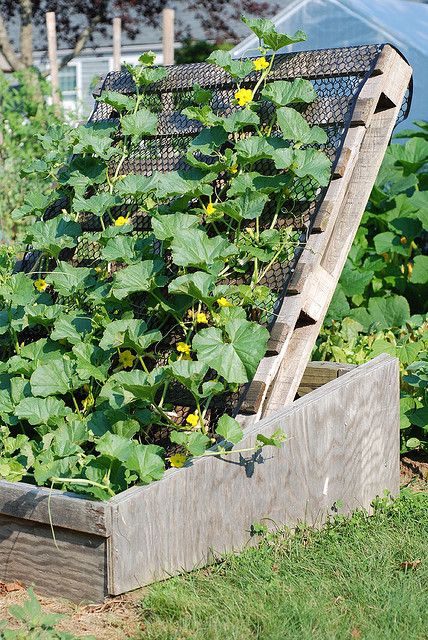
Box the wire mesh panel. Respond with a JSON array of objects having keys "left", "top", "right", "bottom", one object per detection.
[{"left": 18, "top": 45, "right": 410, "bottom": 433}]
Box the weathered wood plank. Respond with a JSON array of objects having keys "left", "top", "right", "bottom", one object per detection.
[
  {"left": 0, "top": 515, "right": 107, "bottom": 603},
  {"left": 107, "top": 355, "right": 399, "bottom": 595},
  {"left": 0, "top": 481, "right": 111, "bottom": 536},
  {"left": 297, "top": 361, "right": 356, "bottom": 397},
  {"left": 265, "top": 92, "right": 411, "bottom": 413}
]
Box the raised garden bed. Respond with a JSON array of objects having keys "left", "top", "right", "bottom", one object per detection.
[
  {"left": 0, "top": 355, "right": 399, "bottom": 602},
  {"left": 0, "top": 24, "right": 412, "bottom": 603}
]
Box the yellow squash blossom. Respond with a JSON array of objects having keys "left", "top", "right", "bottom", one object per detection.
[
  {"left": 253, "top": 57, "right": 269, "bottom": 71},
  {"left": 205, "top": 202, "right": 216, "bottom": 216},
  {"left": 34, "top": 278, "right": 47, "bottom": 292},
  {"left": 118, "top": 350, "right": 135, "bottom": 368},
  {"left": 186, "top": 411, "right": 199, "bottom": 427},
  {"left": 229, "top": 164, "right": 238, "bottom": 174},
  {"left": 177, "top": 341, "right": 191, "bottom": 355},
  {"left": 114, "top": 216, "right": 130, "bottom": 226},
  {"left": 217, "top": 297, "right": 233, "bottom": 307},
  {"left": 196, "top": 312, "right": 208, "bottom": 324},
  {"left": 234, "top": 88, "right": 253, "bottom": 107},
  {"left": 169, "top": 453, "right": 187, "bottom": 468}
]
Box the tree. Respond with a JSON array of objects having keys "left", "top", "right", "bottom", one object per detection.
[{"left": 0, "top": 0, "right": 276, "bottom": 73}]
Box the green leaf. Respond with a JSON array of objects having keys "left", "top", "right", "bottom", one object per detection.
[
  {"left": 222, "top": 109, "right": 260, "bottom": 133},
  {"left": 25, "top": 216, "right": 82, "bottom": 259},
  {"left": 97, "top": 90, "right": 137, "bottom": 113},
  {"left": 72, "top": 343, "right": 111, "bottom": 382},
  {"left": 170, "top": 431, "right": 210, "bottom": 456},
  {"left": 116, "top": 171, "right": 204, "bottom": 199},
  {"left": 51, "top": 314, "right": 92, "bottom": 345},
  {"left": 276, "top": 107, "right": 327, "bottom": 144},
  {"left": 96, "top": 432, "right": 133, "bottom": 462},
  {"left": 0, "top": 272, "right": 36, "bottom": 306},
  {"left": 171, "top": 229, "right": 237, "bottom": 269},
  {"left": 30, "top": 358, "right": 78, "bottom": 397},
  {"left": 389, "top": 137, "right": 428, "bottom": 172},
  {"left": 46, "top": 262, "right": 92, "bottom": 296},
  {"left": 125, "top": 443, "right": 165, "bottom": 483},
  {"left": 242, "top": 17, "right": 307, "bottom": 51},
  {"left": 99, "top": 318, "right": 162, "bottom": 355},
  {"left": 216, "top": 414, "right": 243, "bottom": 445},
  {"left": 339, "top": 265, "right": 374, "bottom": 296},
  {"left": 111, "top": 259, "right": 165, "bottom": 299},
  {"left": 121, "top": 108, "right": 158, "bottom": 142},
  {"left": 207, "top": 50, "right": 254, "bottom": 79},
  {"left": 169, "top": 360, "right": 209, "bottom": 396},
  {"left": 325, "top": 286, "right": 350, "bottom": 324},
  {"left": 293, "top": 149, "right": 331, "bottom": 186},
  {"left": 234, "top": 136, "right": 275, "bottom": 164},
  {"left": 256, "top": 428, "right": 287, "bottom": 448},
  {"left": 373, "top": 231, "right": 409, "bottom": 256},
  {"left": 151, "top": 213, "right": 200, "bottom": 241},
  {"left": 353, "top": 296, "right": 411, "bottom": 332},
  {"left": 108, "top": 368, "right": 166, "bottom": 402},
  {"left": 73, "top": 192, "right": 122, "bottom": 216},
  {"left": 101, "top": 235, "right": 152, "bottom": 264},
  {"left": 73, "top": 123, "right": 118, "bottom": 159},
  {"left": 410, "top": 255, "right": 428, "bottom": 284},
  {"left": 262, "top": 79, "right": 316, "bottom": 106},
  {"left": 193, "top": 319, "right": 269, "bottom": 383},
  {"left": 168, "top": 271, "right": 215, "bottom": 300},
  {"left": 15, "top": 397, "right": 71, "bottom": 426},
  {"left": 221, "top": 190, "right": 268, "bottom": 220}
]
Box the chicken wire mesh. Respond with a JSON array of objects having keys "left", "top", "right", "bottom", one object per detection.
[{"left": 18, "top": 44, "right": 411, "bottom": 430}]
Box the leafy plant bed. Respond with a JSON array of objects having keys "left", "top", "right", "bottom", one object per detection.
[{"left": 0, "top": 356, "right": 399, "bottom": 602}]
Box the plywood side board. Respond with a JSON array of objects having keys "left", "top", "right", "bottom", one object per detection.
[{"left": 107, "top": 354, "right": 399, "bottom": 595}]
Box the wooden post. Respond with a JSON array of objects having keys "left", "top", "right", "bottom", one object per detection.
[
  {"left": 45, "top": 12, "right": 60, "bottom": 115},
  {"left": 113, "top": 17, "right": 122, "bottom": 72},
  {"left": 162, "top": 8, "right": 175, "bottom": 66}
]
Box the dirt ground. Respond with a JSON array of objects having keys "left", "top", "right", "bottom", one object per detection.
[{"left": 1, "top": 452, "right": 427, "bottom": 640}]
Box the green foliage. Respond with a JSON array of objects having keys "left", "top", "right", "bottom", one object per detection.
[
  {"left": 315, "top": 121, "right": 428, "bottom": 453},
  {"left": 0, "top": 69, "right": 68, "bottom": 242},
  {"left": 0, "top": 18, "right": 327, "bottom": 498},
  {"left": 0, "top": 588, "right": 94, "bottom": 639}
]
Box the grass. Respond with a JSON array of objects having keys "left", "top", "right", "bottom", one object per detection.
[{"left": 137, "top": 490, "right": 428, "bottom": 640}]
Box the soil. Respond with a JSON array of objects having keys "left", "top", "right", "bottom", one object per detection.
[{"left": 0, "top": 452, "right": 427, "bottom": 640}]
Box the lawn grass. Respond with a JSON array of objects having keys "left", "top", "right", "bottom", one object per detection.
[{"left": 137, "top": 490, "right": 428, "bottom": 640}]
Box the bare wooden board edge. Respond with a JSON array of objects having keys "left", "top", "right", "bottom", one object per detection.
[
  {"left": 107, "top": 354, "right": 399, "bottom": 595},
  {"left": 0, "top": 480, "right": 111, "bottom": 536}
]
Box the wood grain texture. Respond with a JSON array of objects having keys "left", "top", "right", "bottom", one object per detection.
[
  {"left": 0, "top": 515, "right": 107, "bottom": 602},
  {"left": 297, "top": 361, "right": 356, "bottom": 397},
  {"left": 107, "top": 355, "right": 399, "bottom": 595},
  {"left": 265, "top": 76, "right": 411, "bottom": 414},
  {"left": 0, "top": 481, "right": 111, "bottom": 536}
]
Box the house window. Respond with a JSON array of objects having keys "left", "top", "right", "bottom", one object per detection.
[{"left": 59, "top": 65, "right": 77, "bottom": 101}]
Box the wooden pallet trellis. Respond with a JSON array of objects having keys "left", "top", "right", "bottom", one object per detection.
[{"left": 237, "top": 45, "right": 412, "bottom": 425}]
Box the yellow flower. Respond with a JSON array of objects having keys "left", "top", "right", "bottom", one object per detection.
[
  {"left": 408, "top": 262, "right": 413, "bottom": 277},
  {"left": 234, "top": 88, "right": 253, "bottom": 107},
  {"left": 230, "top": 164, "right": 238, "bottom": 174},
  {"left": 177, "top": 341, "right": 191, "bottom": 355},
  {"left": 114, "top": 216, "right": 129, "bottom": 227},
  {"left": 169, "top": 453, "right": 187, "bottom": 468},
  {"left": 400, "top": 236, "right": 407, "bottom": 245},
  {"left": 205, "top": 202, "right": 216, "bottom": 216},
  {"left": 217, "top": 297, "right": 233, "bottom": 307},
  {"left": 196, "top": 312, "right": 208, "bottom": 324},
  {"left": 118, "top": 350, "right": 135, "bottom": 368},
  {"left": 34, "top": 278, "right": 47, "bottom": 292},
  {"left": 253, "top": 57, "right": 269, "bottom": 71},
  {"left": 186, "top": 411, "right": 199, "bottom": 427}
]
